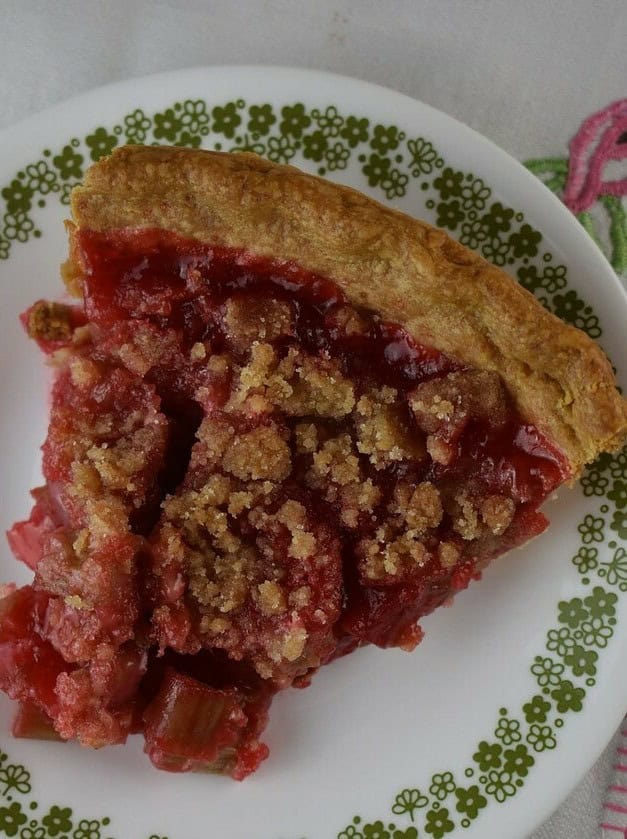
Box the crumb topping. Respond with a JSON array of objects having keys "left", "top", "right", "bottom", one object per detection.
[
  {"left": 359, "top": 523, "right": 430, "bottom": 582},
  {"left": 223, "top": 297, "right": 294, "bottom": 351},
  {"left": 410, "top": 370, "right": 508, "bottom": 440},
  {"left": 451, "top": 493, "right": 481, "bottom": 541},
  {"left": 222, "top": 424, "right": 291, "bottom": 482},
  {"left": 26, "top": 301, "right": 74, "bottom": 342},
  {"left": 481, "top": 495, "right": 516, "bottom": 535},
  {"left": 355, "top": 388, "right": 425, "bottom": 468}
]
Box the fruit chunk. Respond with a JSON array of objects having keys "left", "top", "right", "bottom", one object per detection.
[
  {"left": 143, "top": 669, "right": 270, "bottom": 780},
  {"left": 13, "top": 702, "right": 62, "bottom": 741}
]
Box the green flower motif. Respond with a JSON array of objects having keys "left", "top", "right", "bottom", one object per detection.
[
  {"left": 370, "top": 124, "right": 401, "bottom": 154},
  {"left": 0, "top": 237, "right": 9, "bottom": 259},
  {"left": 123, "top": 108, "right": 151, "bottom": 142},
  {"left": 551, "top": 679, "right": 585, "bottom": 713},
  {"left": 611, "top": 509, "right": 627, "bottom": 539},
  {"left": 280, "top": 103, "right": 311, "bottom": 139},
  {"left": 72, "top": 819, "right": 101, "bottom": 839},
  {"left": 594, "top": 451, "right": 615, "bottom": 475},
  {"left": 522, "top": 694, "right": 551, "bottom": 724},
  {"left": 211, "top": 102, "right": 242, "bottom": 139},
  {"left": 454, "top": 785, "right": 487, "bottom": 820},
  {"left": 266, "top": 135, "right": 297, "bottom": 164},
  {"left": 407, "top": 137, "right": 438, "bottom": 175},
  {"left": 41, "top": 805, "right": 72, "bottom": 836},
  {"left": 460, "top": 177, "right": 490, "bottom": 212},
  {"left": 247, "top": 104, "right": 276, "bottom": 136},
  {"left": 433, "top": 167, "right": 464, "bottom": 200},
  {"left": 59, "top": 181, "right": 79, "bottom": 206},
  {"left": 574, "top": 310, "right": 602, "bottom": 339},
  {"left": 609, "top": 481, "right": 627, "bottom": 508},
  {"left": 175, "top": 131, "right": 203, "bottom": 149},
  {"left": 579, "top": 616, "right": 613, "bottom": 648},
  {"left": 338, "top": 826, "right": 363, "bottom": 839},
  {"left": 20, "top": 826, "right": 46, "bottom": 839},
  {"left": 153, "top": 108, "right": 181, "bottom": 141},
  {"left": 531, "top": 656, "right": 564, "bottom": 689},
  {"left": 577, "top": 514, "right": 605, "bottom": 545},
  {"left": 1, "top": 179, "right": 34, "bottom": 214},
  {"left": 180, "top": 100, "right": 209, "bottom": 135},
  {"left": 429, "top": 771, "right": 456, "bottom": 801},
  {"left": 508, "top": 222, "right": 542, "bottom": 258},
  {"left": 558, "top": 597, "right": 588, "bottom": 629},
  {"left": 526, "top": 723, "right": 557, "bottom": 752},
  {"left": 540, "top": 264, "right": 568, "bottom": 293},
  {"left": 25, "top": 160, "right": 57, "bottom": 194},
  {"left": 391, "top": 788, "right": 428, "bottom": 821},
  {"left": 609, "top": 449, "right": 627, "bottom": 479},
  {"left": 472, "top": 741, "right": 502, "bottom": 772},
  {"left": 480, "top": 236, "right": 510, "bottom": 266},
  {"left": 503, "top": 744, "right": 535, "bottom": 778},
  {"left": 0, "top": 802, "right": 26, "bottom": 837},
  {"left": 580, "top": 468, "right": 609, "bottom": 497},
  {"left": 602, "top": 546, "right": 627, "bottom": 589},
  {"left": 3, "top": 211, "right": 34, "bottom": 242},
  {"left": 424, "top": 807, "right": 454, "bottom": 839},
  {"left": 564, "top": 645, "right": 598, "bottom": 677},
  {"left": 362, "top": 154, "right": 391, "bottom": 187},
  {"left": 517, "top": 264, "right": 541, "bottom": 292},
  {"left": 324, "top": 142, "right": 350, "bottom": 171},
  {"left": 436, "top": 200, "right": 464, "bottom": 230},
  {"left": 584, "top": 585, "right": 617, "bottom": 619},
  {"left": 313, "top": 106, "right": 343, "bottom": 137},
  {"left": 553, "top": 289, "right": 584, "bottom": 324},
  {"left": 494, "top": 717, "right": 521, "bottom": 745},
  {"left": 362, "top": 821, "right": 390, "bottom": 839},
  {"left": 459, "top": 219, "right": 488, "bottom": 249},
  {"left": 85, "top": 127, "right": 118, "bottom": 162},
  {"left": 382, "top": 169, "right": 409, "bottom": 199},
  {"left": 546, "top": 626, "right": 576, "bottom": 657},
  {"left": 480, "top": 201, "right": 514, "bottom": 236},
  {"left": 392, "top": 829, "right": 418, "bottom": 839},
  {"left": 518, "top": 263, "right": 568, "bottom": 294},
  {"left": 302, "top": 130, "right": 328, "bottom": 162},
  {"left": 0, "top": 763, "right": 30, "bottom": 794},
  {"left": 52, "top": 145, "right": 83, "bottom": 180},
  {"left": 484, "top": 770, "right": 517, "bottom": 803},
  {"left": 340, "top": 116, "right": 369, "bottom": 148}
]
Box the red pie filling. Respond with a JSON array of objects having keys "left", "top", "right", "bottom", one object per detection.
[{"left": 2, "top": 229, "right": 568, "bottom": 777}]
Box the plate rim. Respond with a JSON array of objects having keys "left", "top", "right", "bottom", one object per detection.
[{"left": 0, "top": 64, "right": 626, "bottom": 839}]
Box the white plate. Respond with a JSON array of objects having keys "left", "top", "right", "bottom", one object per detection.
[{"left": 0, "top": 66, "right": 626, "bottom": 839}]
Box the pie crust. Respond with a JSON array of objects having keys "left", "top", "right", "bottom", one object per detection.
[{"left": 68, "top": 145, "right": 627, "bottom": 474}]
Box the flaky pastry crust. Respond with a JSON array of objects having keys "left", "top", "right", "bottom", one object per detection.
[{"left": 68, "top": 145, "right": 627, "bottom": 474}]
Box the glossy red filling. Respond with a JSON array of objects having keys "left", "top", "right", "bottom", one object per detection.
[{"left": 2, "top": 228, "right": 568, "bottom": 778}]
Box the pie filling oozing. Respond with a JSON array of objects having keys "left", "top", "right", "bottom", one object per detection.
[{"left": 3, "top": 228, "right": 568, "bottom": 778}]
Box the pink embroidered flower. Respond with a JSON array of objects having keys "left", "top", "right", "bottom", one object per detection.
[{"left": 563, "top": 99, "right": 627, "bottom": 213}]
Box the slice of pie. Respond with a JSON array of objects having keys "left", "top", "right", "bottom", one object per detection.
[{"left": 3, "top": 146, "right": 626, "bottom": 779}]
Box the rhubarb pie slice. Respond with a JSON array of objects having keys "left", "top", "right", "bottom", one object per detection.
[{"left": 3, "top": 146, "right": 626, "bottom": 779}]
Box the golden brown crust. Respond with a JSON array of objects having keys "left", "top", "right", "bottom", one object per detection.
[{"left": 69, "top": 145, "right": 627, "bottom": 473}]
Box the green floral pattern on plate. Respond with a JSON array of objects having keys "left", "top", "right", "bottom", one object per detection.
[{"left": 0, "top": 97, "right": 624, "bottom": 838}]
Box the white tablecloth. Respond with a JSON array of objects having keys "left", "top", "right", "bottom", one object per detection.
[{"left": 2, "top": 2, "right": 626, "bottom": 836}]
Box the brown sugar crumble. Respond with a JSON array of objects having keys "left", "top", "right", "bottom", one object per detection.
[{"left": 26, "top": 300, "right": 75, "bottom": 342}]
